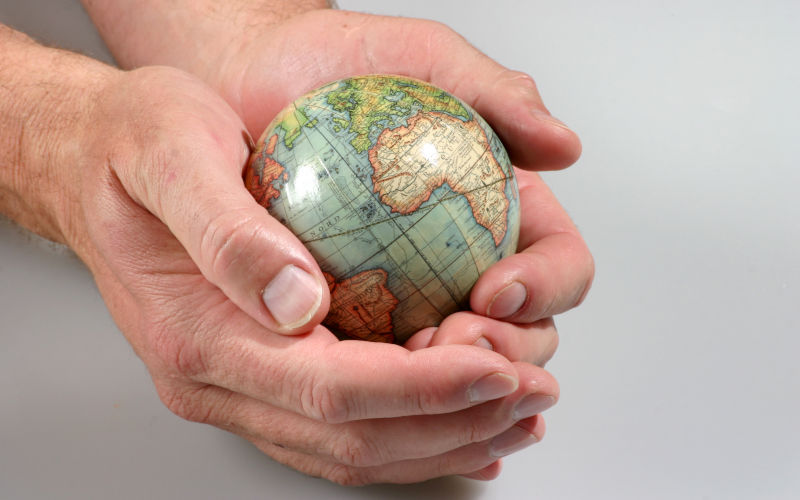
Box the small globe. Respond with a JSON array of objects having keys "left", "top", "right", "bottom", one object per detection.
[{"left": 245, "top": 75, "right": 520, "bottom": 343}]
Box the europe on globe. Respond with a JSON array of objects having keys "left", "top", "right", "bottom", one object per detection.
[{"left": 245, "top": 75, "right": 520, "bottom": 343}]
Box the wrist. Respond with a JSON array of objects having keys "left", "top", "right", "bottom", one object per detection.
[{"left": 0, "top": 25, "right": 118, "bottom": 253}]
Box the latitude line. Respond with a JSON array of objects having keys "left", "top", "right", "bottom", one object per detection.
[
  {"left": 300, "top": 177, "right": 508, "bottom": 243},
  {"left": 311, "top": 107, "right": 463, "bottom": 309}
]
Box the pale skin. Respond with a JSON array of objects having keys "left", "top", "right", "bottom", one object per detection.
[{"left": 0, "top": 0, "right": 594, "bottom": 485}]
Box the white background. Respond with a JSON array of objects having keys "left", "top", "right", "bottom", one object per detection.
[{"left": 1, "top": 1, "right": 798, "bottom": 498}]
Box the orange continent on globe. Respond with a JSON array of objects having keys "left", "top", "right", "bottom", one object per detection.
[
  {"left": 324, "top": 270, "right": 399, "bottom": 343},
  {"left": 244, "top": 134, "right": 285, "bottom": 208}
]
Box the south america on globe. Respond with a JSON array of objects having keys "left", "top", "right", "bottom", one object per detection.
[{"left": 244, "top": 75, "right": 520, "bottom": 344}]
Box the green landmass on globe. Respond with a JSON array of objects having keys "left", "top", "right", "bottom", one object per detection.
[{"left": 245, "top": 75, "right": 520, "bottom": 344}]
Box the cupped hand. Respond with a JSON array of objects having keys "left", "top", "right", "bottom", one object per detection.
[
  {"left": 209, "top": 8, "right": 594, "bottom": 361},
  {"left": 206, "top": 12, "right": 593, "bottom": 480},
  {"left": 65, "top": 65, "right": 560, "bottom": 484}
]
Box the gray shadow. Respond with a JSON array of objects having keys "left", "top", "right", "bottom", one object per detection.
[
  {"left": 0, "top": 0, "right": 116, "bottom": 64},
  {"left": 222, "top": 431, "right": 489, "bottom": 500}
]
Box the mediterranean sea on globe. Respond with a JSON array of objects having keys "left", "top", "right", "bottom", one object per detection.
[{"left": 245, "top": 75, "right": 520, "bottom": 344}]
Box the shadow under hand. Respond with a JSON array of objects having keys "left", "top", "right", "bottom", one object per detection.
[{"left": 222, "top": 432, "right": 488, "bottom": 500}]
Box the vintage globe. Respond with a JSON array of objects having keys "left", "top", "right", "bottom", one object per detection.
[{"left": 245, "top": 75, "right": 520, "bottom": 343}]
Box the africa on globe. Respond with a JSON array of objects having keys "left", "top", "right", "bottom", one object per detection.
[{"left": 245, "top": 75, "right": 520, "bottom": 344}]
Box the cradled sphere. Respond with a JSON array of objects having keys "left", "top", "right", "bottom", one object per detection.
[{"left": 245, "top": 75, "right": 520, "bottom": 344}]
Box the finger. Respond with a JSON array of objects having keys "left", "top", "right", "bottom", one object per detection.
[
  {"left": 160, "top": 362, "right": 556, "bottom": 468},
  {"left": 85, "top": 176, "right": 522, "bottom": 425},
  {"left": 354, "top": 14, "right": 582, "bottom": 170},
  {"left": 93, "top": 67, "right": 329, "bottom": 334},
  {"left": 249, "top": 415, "right": 545, "bottom": 486},
  {"left": 460, "top": 460, "right": 503, "bottom": 481},
  {"left": 405, "top": 312, "right": 559, "bottom": 367},
  {"left": 149, "top": 296, "right": 521, "bottom": 422},
  {"left": 254, "top": 12, "right": 580, "bottom": 170},
  {"left": 470, "top": 170, "right": 594, "bottom": 323}
]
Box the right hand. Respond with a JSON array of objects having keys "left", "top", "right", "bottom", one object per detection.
[{"left": 61, "top": 65, "right": 559, "bottom": 485}]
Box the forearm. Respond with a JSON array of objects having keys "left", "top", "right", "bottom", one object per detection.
[{"left": 0, "top": 23, "right": 115, "bottom": 248}]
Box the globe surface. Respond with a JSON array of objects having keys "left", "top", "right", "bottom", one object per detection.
[{"left": 245, "top": 75, "right": 520, "bottom": 343}]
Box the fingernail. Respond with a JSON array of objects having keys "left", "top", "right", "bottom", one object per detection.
[
  {"left": 473, "top": 337, "right": 494, "bottom": 351},
  {"left": 468, "top": 373, "right": 518, "bottom": 404},
  {"left": 531, "top": 109, "right": 573, "bottom": 132},
  {"left": 512, "top": 394, "right": 556, "bottom": 421},
  {"left": 489, "top": 425, "right": 538, "bottom": 457},
  {"left": 486, "top": 282, "right": 527, "bottom": 319},
  {"left": 262, "top": 264, "right": 323, "bottom": 328}
]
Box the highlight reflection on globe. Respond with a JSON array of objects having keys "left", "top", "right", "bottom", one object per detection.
[{"left": 245, "top": 75, "right": 520, "bottom": 343}]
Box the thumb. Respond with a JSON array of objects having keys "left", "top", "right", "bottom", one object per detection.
[{"left": 109, "top": 68, "right": 330, "bottom": 334}]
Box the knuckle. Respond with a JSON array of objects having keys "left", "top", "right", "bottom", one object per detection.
[
  {"left": 420, "top": 20, "right": 471, "bottom": 68},
  {"left": 421, "top": 18, "right": 458, "bottom": 39},
  {"left": 146, "top": 316, "right": 210, "bottom": 380},
  {"left": 503, "top": 70, "right": 539, "bottom": 90},
  {"left": 457, "top": 416, "right": 489, "bottom": 447},
  {"left": 414, "top": 386, "right": 441, "bottom": 415},
  {"left": 157, "top": 385, "right": 212, "bottom": 424},
  {"left": 433, "top": 456, "right": 456, "bottom": 480},
  {"left": 173, "top": 339, "right": 208, "bottom": 379},
  {"left": 489, "top": 69, "right": 540, "bottom": 103},
  {"left": 299, "top": 375, "right": 353, "bottom": 424},
  {"left": 198, "top": 208, "right": 260, "bottom": 283},
  {"left": 324, "top": 464, "right": 371, "bottom": 487},
  {"left": 328, "top": 427, "right": 384, "bottom": 467}
]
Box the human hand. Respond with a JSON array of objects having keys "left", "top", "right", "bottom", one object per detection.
[
  {"left": 210, "top": 9, "right": 594, "bottom": 356},
  {"left": 52, "top": 65, "right": 559, "bottom": 484},
  {"left": 83, "top": 2, "right": 593, "bottom": 355},
  {"left": 216, "top": 11, "right": 592, "bottom": 479},
  {"left": 77, "top": 3, "right": 593, "bottom": 480}
]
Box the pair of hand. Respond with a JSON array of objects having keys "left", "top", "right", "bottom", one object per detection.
[{"left": 63, "top": 8, "right": 593, "bottom": 484}]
